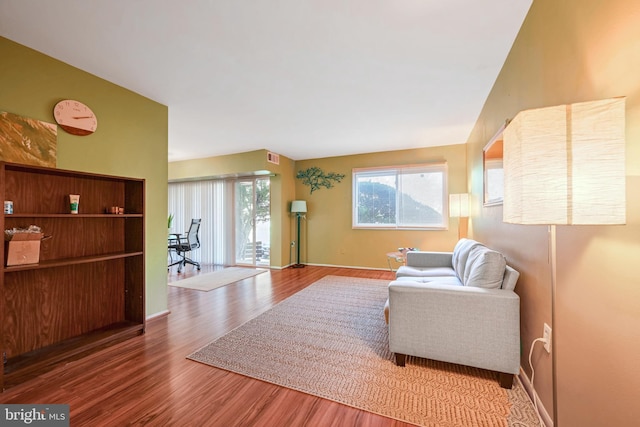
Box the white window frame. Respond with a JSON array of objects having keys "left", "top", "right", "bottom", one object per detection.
[{"left": 352, "top": 163, "right": 448, "bottom": 230}]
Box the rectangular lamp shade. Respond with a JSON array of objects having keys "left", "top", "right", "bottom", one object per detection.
[
  {"left": 503, "top": 97, "right": 626, "bottom": 225},
  {"left": 291, "top": 200, "right": 307, "bottom": 213},
  {"left": 449, "top": 193, "right": 469, "bottom": 217}
]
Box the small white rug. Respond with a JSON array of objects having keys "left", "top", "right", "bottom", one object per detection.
[{"left": 169, "top": 267, "right": 267, "bottom": 291}]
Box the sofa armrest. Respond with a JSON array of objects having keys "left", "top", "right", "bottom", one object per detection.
[
  {"left": 405, "top": 251, "right": 453, "bottom": 268},
  {"left": 388, "top": 280, "right": 520, "bottom": 374}
]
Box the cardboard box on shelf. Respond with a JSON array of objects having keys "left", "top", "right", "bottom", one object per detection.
[{"left": 4, "top": 232, "right": 43, "bottom": 266}]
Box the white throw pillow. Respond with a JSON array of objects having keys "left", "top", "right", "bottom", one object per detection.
[
  {"left": 463, "top": 246, "right": 507, "bottom": 289},
  {"left": 452, "top": 238, "right": 480, "bottom": 281}
]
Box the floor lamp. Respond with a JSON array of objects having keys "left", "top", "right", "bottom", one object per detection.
[
  {"left": 502, "top": 97, "right": 626, "bottom": 425},
  {"left": 291, "top": 200, "right": 307, "bottom": 268},
  {"left": 449, "top": 193, "right": 469, "bottom": 240}
]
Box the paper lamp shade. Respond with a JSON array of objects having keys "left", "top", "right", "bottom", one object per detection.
[
  {"left": 449, "top": 193, "right": 469, "bottom": 217},
  {"left": 291, "top": 200, "right": 307, "bottom": 213},
  {"left": 503, "top": 97, "right": 625, "bottom": 225}
]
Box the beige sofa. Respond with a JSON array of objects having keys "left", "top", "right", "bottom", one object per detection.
[{"left": 385, "top": 238, "right": 521, "bottom": 388}]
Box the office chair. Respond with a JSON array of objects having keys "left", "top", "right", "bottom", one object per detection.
[{"left": 168, "top": 218, "right": 202, "bottom": 273}]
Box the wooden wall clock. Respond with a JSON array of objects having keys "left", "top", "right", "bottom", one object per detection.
[{"left": 53, "top": 99, "right": 98, "bottom": 136}]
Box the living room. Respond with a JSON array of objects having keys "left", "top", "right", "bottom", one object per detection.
[{"left": 1, "top": 1, "right": 639, "bottom": 426}]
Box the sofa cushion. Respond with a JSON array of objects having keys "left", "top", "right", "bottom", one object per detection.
[
  {"left": 395, "top": 276, "right": 463, "bottom": 286},
  {"left": 396, "top": 265, "right": 456, "bottom": 278},
  {"left": 451, "top": 238, "right": 481, "bottom": 281},
  {"left": 463, "top": 245, "right": 507, "bottom": 289}
]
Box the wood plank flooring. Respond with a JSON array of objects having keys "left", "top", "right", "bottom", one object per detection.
[{"left": 0, "top": 265, "right": 413, "bottom": 426}]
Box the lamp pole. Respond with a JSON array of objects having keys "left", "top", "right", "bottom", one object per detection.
[
  {"left": 290, "top": 200, "right": 307, "bottom": 268},
  {"left": 293, "top": 212, "right": 304, "bottom": 268}
]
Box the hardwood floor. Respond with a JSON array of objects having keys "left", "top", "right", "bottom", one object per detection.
[{"left": 0, "top": 265, "right": 413, "bottom": 426}]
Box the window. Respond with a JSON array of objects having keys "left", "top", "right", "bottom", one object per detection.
[
  {"left": 484, "top": 158, "right": 504, "bottom": 204},
  {"left": 353, "top": 163, "right": 447, "bottom": 229}
]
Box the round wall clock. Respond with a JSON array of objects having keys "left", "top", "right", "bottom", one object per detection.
[{"left": 53, "top": 99, "right": 98, "bottom": 136}]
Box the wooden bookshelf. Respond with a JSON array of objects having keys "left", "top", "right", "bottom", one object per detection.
[{"left": 0, "top": 162, "right": 145, "bottom": 391}]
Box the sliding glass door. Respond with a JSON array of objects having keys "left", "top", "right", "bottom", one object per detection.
[
  {"left": 235, "top": 178, "right": 270, "bottom": 267},
  {"left": 168, "top": 176, "right": 270, "bottom": 268}
]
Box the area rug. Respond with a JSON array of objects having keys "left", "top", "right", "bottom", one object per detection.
[
  {"left": 188, "top": 275, "right": 540, "bottom": 427},
  {"left": 169, "top": 267, "right": 267, "bottom": 291}
]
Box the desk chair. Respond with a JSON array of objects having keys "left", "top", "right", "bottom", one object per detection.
[{"left": 168, "top": 218, "right": 202, "bottom": 273}]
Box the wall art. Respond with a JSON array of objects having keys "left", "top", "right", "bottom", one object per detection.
[
  {"left": 296, "top": 166, "right": 345, "bottom": 194},
  {"left": 0, "top": 111, "right": 57, "bottom": 167}
]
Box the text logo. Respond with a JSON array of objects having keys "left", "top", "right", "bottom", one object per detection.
[{"left": 1, "top": 405, "right": 69, "bottom": 426}]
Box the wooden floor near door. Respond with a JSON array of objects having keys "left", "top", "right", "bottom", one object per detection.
[{"left": 0, "top": 265, "right": 410, "bottom": 426}]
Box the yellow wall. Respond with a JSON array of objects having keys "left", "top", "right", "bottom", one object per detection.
[
  {"left": 169, "top": 150, "right": 271, "bottom": 179},
  {"left": 294, "top": 145, "right": 467, "bottom": 268},
  {"left": 0, "top": 37, "right": 169, "bottom": 317},
  {"left": 169, "top": 144, "right": 467, "bottom": 269},
  {"left": 467, "top": 1, "right": 640, "bottom": 425}
]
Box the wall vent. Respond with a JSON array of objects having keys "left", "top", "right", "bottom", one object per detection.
[{"left": 267, "top": 151, "right": 280, "bottom": 165}]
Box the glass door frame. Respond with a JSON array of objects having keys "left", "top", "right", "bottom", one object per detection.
[{"left": 234, "top": 177, "right": 270, "bottom": 267}]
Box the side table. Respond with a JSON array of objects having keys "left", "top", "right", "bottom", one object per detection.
[{"left": 386, "top": 251, "right": 406, "bottom": 272}]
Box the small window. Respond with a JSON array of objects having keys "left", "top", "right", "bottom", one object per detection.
[{"left": 352, "top": 163, "right": 448, "bottom": 229}]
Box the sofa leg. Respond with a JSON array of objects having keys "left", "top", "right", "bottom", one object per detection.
[
  {"left": 395, "top": 353, "right": 406, "bottom": 367},
  {"left": 499, "top": 372, "right": 514, "bottom": 389}
]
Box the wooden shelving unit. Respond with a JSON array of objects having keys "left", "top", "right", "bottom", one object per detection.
[{"left": 0, "top": 161, "right": 145, "bottom": 391}]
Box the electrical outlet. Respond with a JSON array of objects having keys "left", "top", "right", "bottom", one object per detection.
[{"left": 543, "top": 323, "right": 552, "bottom": 353}]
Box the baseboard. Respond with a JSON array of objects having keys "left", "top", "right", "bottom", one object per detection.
[
  {"left": 304, "top": 262, "right": 390, "bottom": 271},
  {"left": 254, "top": 262, "right": 391, "bottom": 271},
  {"left": 518, "top": 367, "right": 553, "bottom": 427},
  {"left": 146, "top": 309, "right": 171, "bottom": 322}
]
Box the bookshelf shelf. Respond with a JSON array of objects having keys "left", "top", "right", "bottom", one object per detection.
[{"left": 0, "top": 162, "right": 145, "bottom": 391}]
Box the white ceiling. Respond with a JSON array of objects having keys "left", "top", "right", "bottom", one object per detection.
[{"left": 0, "top": 1, "right": 531, "bottom": 162}]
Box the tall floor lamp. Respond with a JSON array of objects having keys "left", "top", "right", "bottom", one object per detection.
[
  {"left": 503, "top": 97, "right": 626, "bottom": 425},
  {"left": 449, "top": 193, "right": 470, "bottom": 240},
  {"left": 291, "top": 200, "right": 307, "bottom": 268}
]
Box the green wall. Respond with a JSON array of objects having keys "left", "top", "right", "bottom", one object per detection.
[{"left": 0, "top": 37, "right": 169, "bottom": 317}]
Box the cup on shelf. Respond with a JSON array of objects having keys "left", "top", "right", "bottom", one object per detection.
[{"left": 69, "top": 194, "right": 80, "bottom": 214}]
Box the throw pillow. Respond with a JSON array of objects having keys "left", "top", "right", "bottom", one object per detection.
[
  {"left": 452, "top": 238, "right": 480, "bottom": 281},
  {"left": 463, "top": 246, "right": 507, "bottom": 289}
]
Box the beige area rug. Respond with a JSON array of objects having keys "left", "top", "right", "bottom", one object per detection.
[
  {"left": 188, "top": 275, "right": 540, "bottom": 426},
  {"left": 169, "top": 267, "right": 267, "bottom": 291}
]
